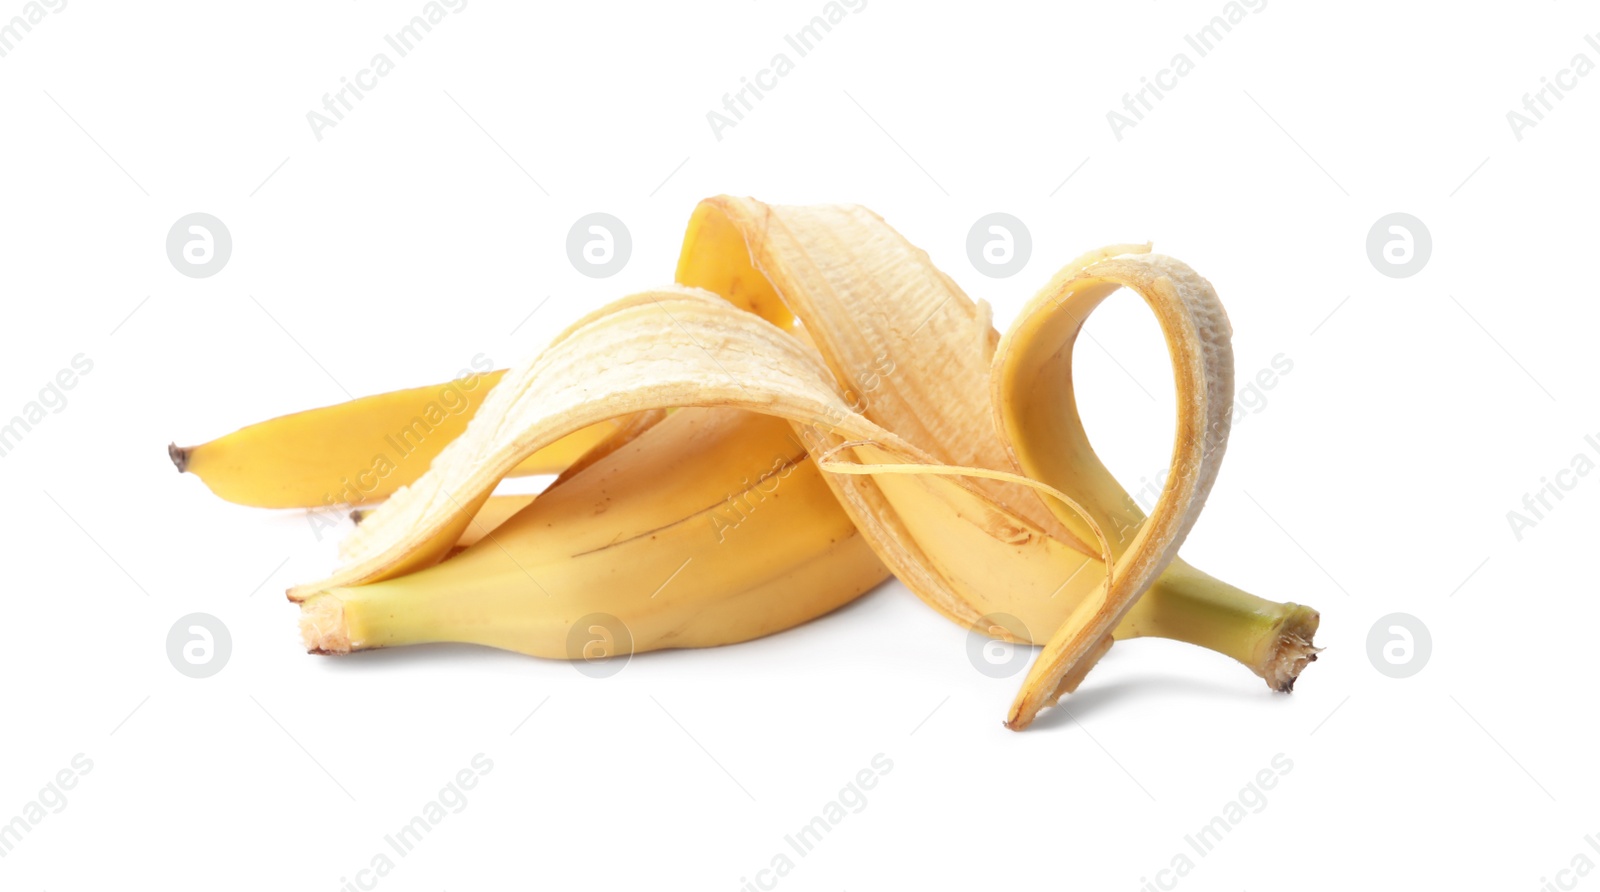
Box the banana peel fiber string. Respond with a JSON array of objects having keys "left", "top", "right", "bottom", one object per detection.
[{"left": 170, "top": 196, "right": 1321, "bottom": 731}]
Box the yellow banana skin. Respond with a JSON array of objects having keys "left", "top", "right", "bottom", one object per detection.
[
  {"left": 301, "top": 407, "right": 889, "bottom": 656},
  {"left": 169, "top": 368, "right": 621, "bottom": 509},
  {"left": 174, "top": 195, "right": 1319, "bottom": 705},
  {"left": 674, "top": 198, "right": 1317, "bottom": 695},
  {"left": 305, "top": 402, "right": 1314, "bottom": 684}
]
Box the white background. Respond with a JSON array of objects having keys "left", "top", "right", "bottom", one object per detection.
[{"left": 2, "top": 1, "right": 1597, "bottom": 889}]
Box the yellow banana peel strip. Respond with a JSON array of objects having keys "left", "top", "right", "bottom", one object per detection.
[
  {"left": 991, "top": 251, "right": 1233, "bottom": 729},
  {"left": 289, "top": 196, "right": 1313, "bottom": 730},
  {"left": 290, "top": 287, "right": 942, "bottom": 597}
]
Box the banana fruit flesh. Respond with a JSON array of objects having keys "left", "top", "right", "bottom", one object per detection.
[{"left": 174, "top": 197, "right": 1322, "bottom": 730}]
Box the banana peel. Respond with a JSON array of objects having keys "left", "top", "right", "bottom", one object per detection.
[{"left": 264, "top": 198, "right": 1321, "bottom": 730}]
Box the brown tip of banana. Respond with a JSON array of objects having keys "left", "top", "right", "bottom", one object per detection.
[
  {"left": 1261, "top": 605, "right": 1322, "bottom": 693},
  {"left": 168, "top": 442, "right": 190, "bottom": 473},
  {"left": 1263, "top": 633, "right": 1321, "bottom": 693},
  {"left": 298, "top": 595, "right": 352, "bottom": 654}
]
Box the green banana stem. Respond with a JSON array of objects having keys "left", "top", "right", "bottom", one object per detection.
[{"left": 1119, "top": 559, "right": 1321, "bottom": 691}]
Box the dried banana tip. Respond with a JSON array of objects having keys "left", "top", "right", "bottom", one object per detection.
[
  {"left": 168, "top": 442, "right": 190, "bottom": 473},
  {"left": 299, "top": 595, "right": 352, "bottom": 654},
  {"left": 1262, "top": 606, "right": 1322, "bottom": 692}
]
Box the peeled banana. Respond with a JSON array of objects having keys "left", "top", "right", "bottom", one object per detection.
[{"left": 172, "top": 196, "right": 1321, "bottom": 731}]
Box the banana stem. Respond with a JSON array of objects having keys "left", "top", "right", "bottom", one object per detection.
[{"left": 1117, "top": 560, "right": 1321, "bottom": 691}]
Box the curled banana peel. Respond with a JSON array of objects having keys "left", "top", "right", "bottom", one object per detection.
[
  {"left": 687, "top": 200, "right": 1313, "bottom": 729},
  {"left": 991, "top": 250, "right": 1235, "bottom": 728},
  {"left": 271, "top": 197, "right": 1320, "bottom": 731}
]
